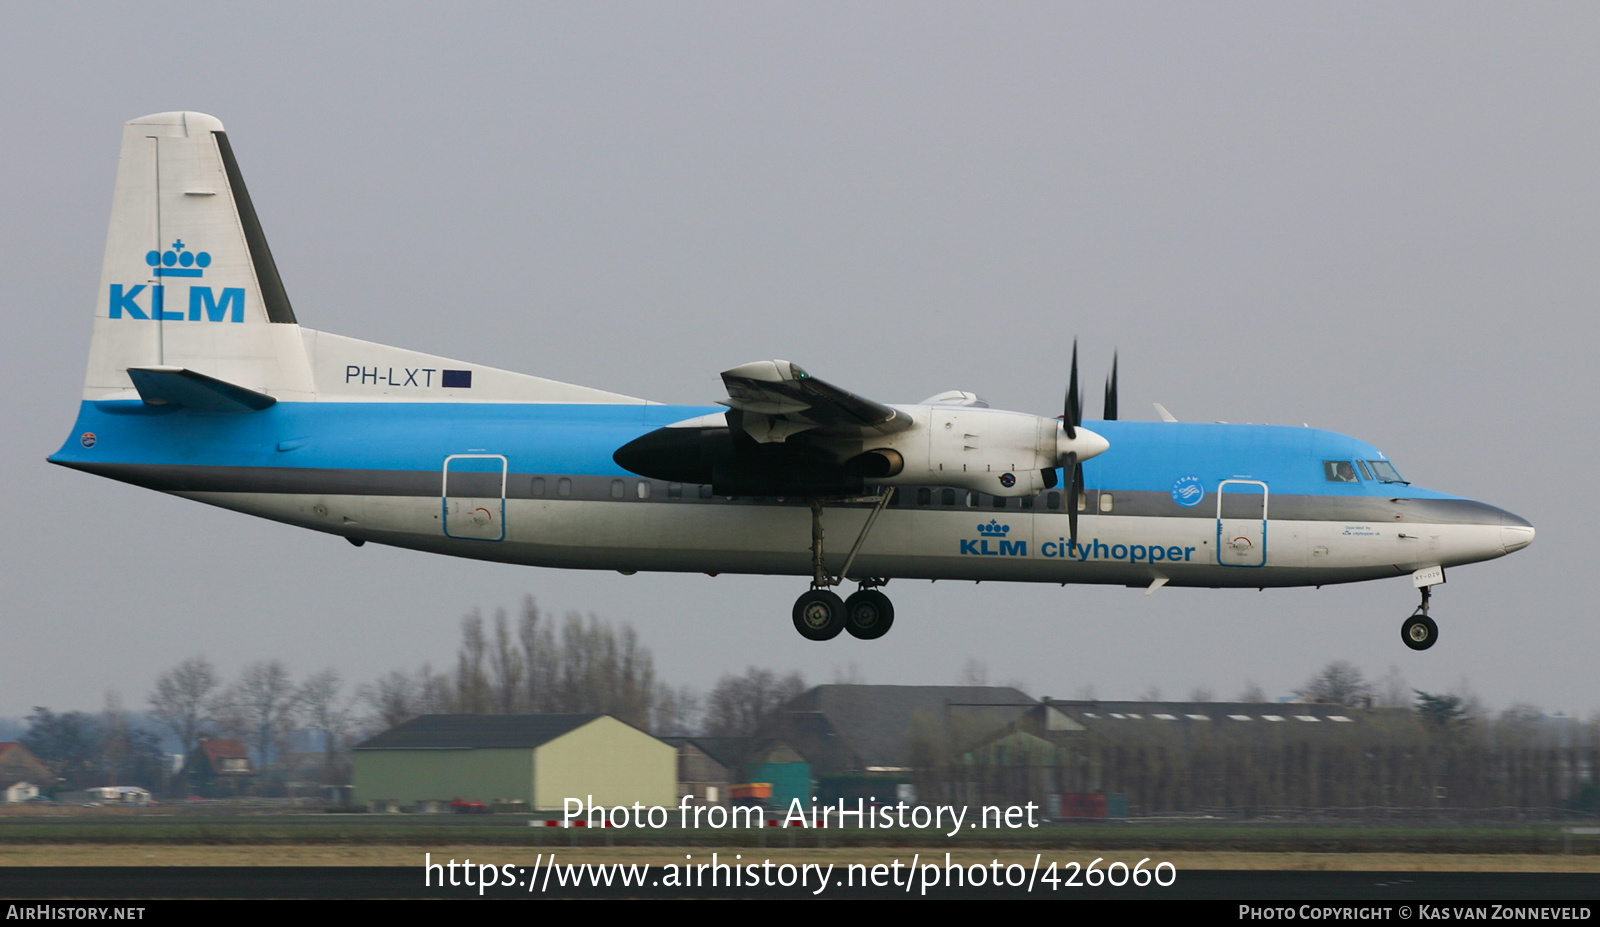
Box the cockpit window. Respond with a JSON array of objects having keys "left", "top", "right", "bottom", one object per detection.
[
  {"left": 1323, "top": 460, "right": 1360, "bottom": 483},
  {"left": 1364, "top": 460, "right": 1407, "bottom": 484}
]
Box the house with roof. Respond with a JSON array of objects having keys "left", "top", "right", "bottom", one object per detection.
[
  {"left": 352, "top": 714, "right": 675, "bottom": 811},
  {"left": 186, "top": 738, "right": 255, "bottom": 796},
  {"left": 759, "top": 685, "right": 1078, "bottom": 807}
]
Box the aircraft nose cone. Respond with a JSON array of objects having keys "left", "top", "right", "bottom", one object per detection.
[{"left": 1501, "top": 511, "right": 1535, "bottom": 554}]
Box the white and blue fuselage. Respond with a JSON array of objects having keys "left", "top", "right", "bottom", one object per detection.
[
  {"left": 49, "top": 112, "right": 1533, "bottom": 647},
  {"left": 52, "top": 397, "right": 1530, "bottom": 588}
]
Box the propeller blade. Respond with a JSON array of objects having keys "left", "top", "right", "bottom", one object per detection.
[
  {"left": 1064, "top": 341, "right": 1080, "bottom": 440},
  {"left": 1103, "top": 351, "right": 1118, "bottom": 421},
  {"left": 1065, "top": 452, "right": 1079, "bottom": 545}
]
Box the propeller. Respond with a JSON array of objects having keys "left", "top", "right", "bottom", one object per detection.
[
  {"left": 1064, "top": 343, "right": 1081, "bottom": 440},
  {"left": 1048, "top": 342, "right": 1118, "bottom": 545},
  {"left": 1061, "top": 342, "right": 1088, "bottom": 545},
  {"left": 1103, "top": 352, "right": 1118, "bottom": 421}
]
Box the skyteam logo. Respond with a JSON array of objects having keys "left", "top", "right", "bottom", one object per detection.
[
  {"left": 145, "top": 240, "right": 212, "bottom": 277},
  {"left": 111, "top": 239, "right": 244, "bottom": 323},
  {"left": 960, "top": 520, "right": 1026, "bottom": 557},
  {"left": 1171, "top": 475, "right": 1205, "bottom": 508}
]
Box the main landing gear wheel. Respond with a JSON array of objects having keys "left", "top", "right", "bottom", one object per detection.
[
  {"left": 844, "top": 589, "right": 894, "bottom": 640},
  {"left": 793, "top": 589, "right": 845, "bottom": 641},
  {"left": 1402, "top": 614, "right": 1438, "bottom": 651}
]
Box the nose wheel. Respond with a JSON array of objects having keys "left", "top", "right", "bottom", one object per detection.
[{"left": 1401, "top": 586, "right": 1439, "bottom": 651}]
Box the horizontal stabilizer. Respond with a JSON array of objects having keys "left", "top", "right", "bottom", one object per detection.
[{"left": 126, "top": 366, "right": 277, "bottom": 412}]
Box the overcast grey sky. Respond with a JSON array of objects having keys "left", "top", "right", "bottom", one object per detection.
[{"left": 2, "top": 3, "right": 1594, "bottom": 719}]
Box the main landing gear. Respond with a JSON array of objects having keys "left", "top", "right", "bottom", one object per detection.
[
  {"left": 791, "top": 493, "right": 897, "bottom": 642},
  {"left": 1401, "top": 585, "right": 1439, "bottom": 651}
]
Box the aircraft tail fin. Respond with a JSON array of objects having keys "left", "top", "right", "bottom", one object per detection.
[{"left": 82, "top": 112, "right": 314, "bottom": 402}]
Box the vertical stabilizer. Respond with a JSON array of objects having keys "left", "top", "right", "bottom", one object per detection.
[{"left": 84, "top": 112, "right": 313, "bottom": 401}]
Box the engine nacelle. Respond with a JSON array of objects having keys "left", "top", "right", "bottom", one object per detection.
[
  {"left": 867, "top": 405, "right": 1102, "bottom": 497},
  {"left": 614, "top": 404, "right": 1107, "bottom": 499}
]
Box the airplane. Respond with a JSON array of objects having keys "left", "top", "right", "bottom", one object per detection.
[{"left": 50, "top": 112, "right": 1535, "bottom": 651}]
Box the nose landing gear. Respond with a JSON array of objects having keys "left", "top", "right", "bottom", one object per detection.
[{"left": 1401, "top": 585, "right": 1439, "bottom": 651}]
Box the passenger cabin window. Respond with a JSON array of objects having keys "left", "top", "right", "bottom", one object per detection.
[
  {"left": 1020, "top": 495, "right": 1033, "bottom": 510},
  {"left": 941, "top": 489, "right": 956, "bottom": 506},
  {"left": 531, "top": 477, "right": 545, "bottom": 497},
  {"left": 611, "top": 480, "right": 625, "bottom": 499},
  {"left": 668, "top": 482, "right": 682, "bottom": 498},
  {"left": 557, "top": 478, "right": 572, "bottom": 497},
  {"left": 918, "top": 488, "right": 932, "bottom": 506},
  {"left": 1046, "top": 491, "right": 1060, "bottom": 510},
  {"left": 637, "top": 481, "right": 651, "bottom": 499},
  {"left": 1077, "top": 491, "right": 1087, "bottom": 512},
  {"left": 966, "top": 491, "right": 978, "bottom": 508},
  {"left": 993, "top": 495, "right": 1007, "bottom": 509},
  {"left": 1323, "top": 460, "right": 1360, "bottom": 483},
  {"left": 1099, "top": 492, "right": 1114, "bottom": 513},
  {"left": 699, "top": 484, "right": 713, "bottom": 499}
]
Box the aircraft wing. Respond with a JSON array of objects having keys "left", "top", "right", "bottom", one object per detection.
[{"left": 720, "top": 360, "right": 913, "bottom": 444}]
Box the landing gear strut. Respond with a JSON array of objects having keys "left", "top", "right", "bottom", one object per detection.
[
  {"left": 792, "top": 492, "right": 897, "bottom": 641},
  {"left": 1401, "top": 585, "right": 1439, "bottom": 651}
]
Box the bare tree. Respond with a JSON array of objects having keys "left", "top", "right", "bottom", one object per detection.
[
  {"left": 300, "top": 669, "right": 355, "bottom": 784},
  {"left": 455, "top": 610, "right": 490, "bottom": 714},
  {"left": 703, "top": 668, "right": 806, "bottom": 738},
  {"left": 1295, "top": 660, "right": 1373, "bottom": 707},
  {"left": 359, "top": 599, "right": 669, "bottom": 731},
  {"left": 651, "top": 683, "right": 701, "bottom": 737},
  {"left": 1376, "top": 665, "right": 1410, "bottom": 708},
  {"left": 358, "top": 669, "right": 420, "bottom": 732},
  {"left": 147, "top": 656, "right": 220, "bottom": 771},
  {"left": 222, "top": 661, "right": 300, "bottom": 768},
  {"left": 488, "top": 607, "right": 524, "bottom": 713},
  {"left": 1236, "top": 680, "right": 1267, "bottom": 702},
  {"left": 100, "top": 692, "right": 128, "bottom": 786}
]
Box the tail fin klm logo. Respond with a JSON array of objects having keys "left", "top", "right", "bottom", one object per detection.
[
  {"left": 111, "top": 240, "right": 244, "bottom": 323},
  {"left": 145, "top": 240, "right": 211, "bottom": 277}
]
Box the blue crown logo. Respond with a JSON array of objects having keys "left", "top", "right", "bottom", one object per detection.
[
  {"left": 145, "top": 240, "right": 212, "bottom": 277},
  {"left": 977, "top": 519, "right": 1010, "bottom": 537}
]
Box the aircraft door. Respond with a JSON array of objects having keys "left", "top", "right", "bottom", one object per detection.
[
  {"left": 1216, "top": 479, "right": 1267, "bottom": 567},
  {"left": 443, "top": 454, "right": 508, "bottom": 541}
]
